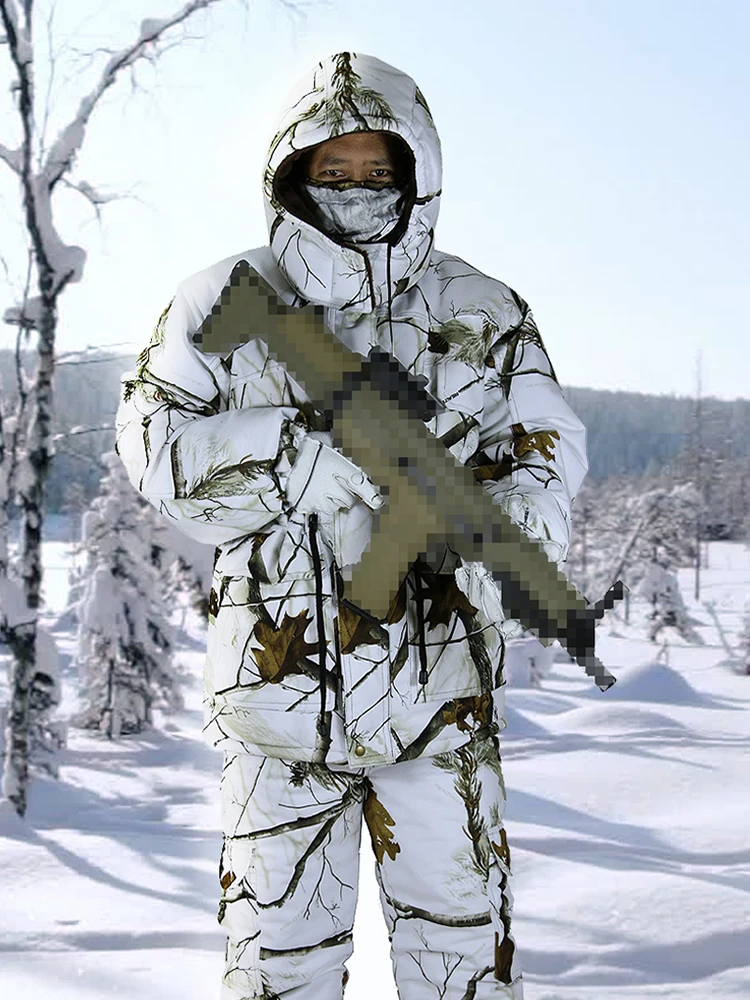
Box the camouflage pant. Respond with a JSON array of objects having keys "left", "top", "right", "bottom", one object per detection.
[{"left": 217, "top": 729, "right": 524, "bottom": 999}]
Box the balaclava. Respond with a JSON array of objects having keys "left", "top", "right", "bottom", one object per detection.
[{"left": 301, "top": 178, "right": 403, "bottom": 243}]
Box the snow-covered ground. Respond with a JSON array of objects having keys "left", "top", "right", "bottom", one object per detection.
[{"left": 1, "top": 539, "right": 749, "bottom": 1000}]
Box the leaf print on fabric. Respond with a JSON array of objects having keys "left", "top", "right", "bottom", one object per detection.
[
  {"left": 245, "top": 531, "right": 272, "bottom": 581},
  {"left": 174, "top": 428, "right": 276, "bottom": 500},
  {"left": 470, "top": 454, "right": 513, "bottom": 484},
  {"left": 337, "top": 601, "right": 384, "bottom": 654},
  {"left": 495, "top": 929, "right": 515, "bottom": 985},
  {"left": 430, "top": 744, "right": 492, "bottom": 881},
  {"left": 469, "top": 421, "right": 564, "bottom": 489},
  {"left": 414, "top": 85, "right": 434, "bottom": 126},
  {"left": 427, "top": 312, "right": 500, "bottom": 368},
  {"left": 193, "top": 457, "right": 276, "bottom": 500},
  {"left": 122, "top": 298, "right": 173, "bottom": 403},
  {"left": 328, "top": 52, "right": 398, "bottom": 132},
  {"left": 384, "top": 574, "right": 409, "bottom": 625},
  {"left": 253, "top": 609, "right": 322, "bottom": 684},
  {"left": 510, "top": 423, "right": 560, "bottom": 462},
  {"left": 426, "top": 327, "right": 451, "bottom": 355},
  {"left": 491, "top": 827, "right": 512, "bottom": 873},
  {"left": 455, "top": 744, "right": 490, "bottom": 878},
  {"left": 416, "top": 571, "right": 479, "bottom": 631},
  {"left": 441, "top": 692, "right": 492, "bottom": 733},
  {"left": 496, "top": 302, "right": 561, "bottom": 387},
  {"left": 363, "top": 783, "right": 400, "bottom": 864},
  {"left": 208, "top": 587, "right": 219, "bottom": 620}
]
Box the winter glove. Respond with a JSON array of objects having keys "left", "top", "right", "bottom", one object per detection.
[
  {"left": 285, "top": 433, "right": 385, "bottom": 568},
  {"left": 285, "top": 432, "right": 385, "bottom": 516}
]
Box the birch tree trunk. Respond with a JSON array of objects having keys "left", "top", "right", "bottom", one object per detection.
[
  {"left": 0, "top": 0, "right": 276, "bottom": 818},
  {"left": 4, "top": 274, "right": 56, "bottom": 816}
]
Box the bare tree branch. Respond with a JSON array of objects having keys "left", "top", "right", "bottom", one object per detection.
[
  {"left": 51, "top": 422, "right": 114, "bottom": 442},
  {"left": 1, "top": 0, "right": 239, "bottom": 292},
  {"left": 0, "top": 140, "right": 22, "bottom": 173},
  {"left": 0, "top": 248, "right": 12, "bottom": 284},
  {"left": 56, "top": 343, "right": 135, "bottom": 364},
  {"left": 60, "top": 176, "right": 121, "bottom": 223},
  {"left": 40, "top": 1, "right": 237, "bottom": 191},
  {"left": 36, "top": 0, "right": 57, "bottom": 172}
]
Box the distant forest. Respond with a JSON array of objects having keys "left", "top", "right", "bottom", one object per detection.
[{"left": 2, "top": 348, "right": 748, "bottom": 520}]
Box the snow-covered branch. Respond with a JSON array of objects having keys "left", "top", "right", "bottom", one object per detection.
[
  {"left": 51, "top": 423, "right": 115, "bottom": 442},
  {"left": 61, "top": 177, "right": 122, "bottom": 222},
  {"left": 3, "top": 294, "right": 42, "bottom": 330},
  {"left": 42, "top": 0, "right": 234, "bottom": 190},
  {"left": 0, "top": 140, "right": 22, "bottom": 173},
  {"left": 56, "top": 344, "right": 136, "bottom": 365}
]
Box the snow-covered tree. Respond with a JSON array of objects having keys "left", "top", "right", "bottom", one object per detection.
[
  {"left": 638, "top": 546, "right": 703, "bottom": 645},
  {"left": 175, "top": 545, "right": 215, "bottom": 623},
  {"left": 50, "top": 551, "right": 85, "bottom": 633},
  {"left": 567, "top": 477, "right": 700, "bottom": 626},
  {"left": 0, "top": 0, "right": 257, "bottom": 817},
  {"left": 72, "top": 452, "right": 183, "bottom": 738},
  {"left": 46, "top": 481, "right": 87, "bottom": 630},
  {"left": 738, "top": 605, "right": 750, "bottom": 676}
]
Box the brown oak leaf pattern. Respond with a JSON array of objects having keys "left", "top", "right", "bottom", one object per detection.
[
  {"left": 363, "top": 784, "right": 401, "bottom": 864},
  {"left": 337, "top": 601, "right": 382, "bottom": 654},
  {"left": 253, "top": 609, "right": 322, "bottom": 684},
  {"left": 491, "top": 826, "right": 512, "bottom": 873},
  {"left": 416, "top": 569, "right": 479, "bottom": 631},
  {"left": 441, "top": 692, "right": 492, "bottom": 733},
  {"left": 510, "top": 422, "right": 560, "bottom": 462}
]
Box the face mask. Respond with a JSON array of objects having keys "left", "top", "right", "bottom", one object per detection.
[{"left": 302, "top": 182, "right": 403, "bottom": 243}]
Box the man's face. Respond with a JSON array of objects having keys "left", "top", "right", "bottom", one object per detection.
[{"left": 306, "top": 131, "right": 397, "bottom": 185}]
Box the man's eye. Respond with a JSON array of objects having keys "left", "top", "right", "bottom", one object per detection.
[
  {"left": 324, "top": 170, "right": 342, "bottom": 177},
  {"left": 372, "top": 169, "right": 391, "bottom": 177}
]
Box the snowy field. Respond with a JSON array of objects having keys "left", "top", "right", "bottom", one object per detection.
[{"left": 1, "top": 538, "right": 749, "bottom": 1000}]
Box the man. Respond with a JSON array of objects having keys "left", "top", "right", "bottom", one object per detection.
[{"left": 116, "top": 51, "right": 589, "bottom": 1000}]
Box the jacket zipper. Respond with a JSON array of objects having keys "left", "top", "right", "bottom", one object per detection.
[
  {"left": 308, "top": 512, "right": 329, "bottom": 737},
  {"left": 413, "top": 560, "right": 429, "bottom": 689},
  {"left": 330, "top": 561, "right": 343, "bottom": 711}
]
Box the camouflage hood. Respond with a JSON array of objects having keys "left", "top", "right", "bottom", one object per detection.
[{"left": 263, "top": 51, "right": 442, "bottom": 312}]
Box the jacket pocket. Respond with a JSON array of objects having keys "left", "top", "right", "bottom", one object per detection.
[
  {"left": 408, "top": 564, "right": 488, "bottom": 703},
  {"left": 207, "top": 574, "right": 331, "bottom": 714}
]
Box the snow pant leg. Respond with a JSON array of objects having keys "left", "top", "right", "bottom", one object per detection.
[
  {"left": 216, "top": 752, "right": 368, "bottom": 1000},
  {"left": 363, "top": 730, "right": 524, "bottom": 1000}
]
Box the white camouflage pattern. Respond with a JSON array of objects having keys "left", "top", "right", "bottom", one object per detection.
[{"left": 115, "top": 51, "right": 591, "bottom": 1000}]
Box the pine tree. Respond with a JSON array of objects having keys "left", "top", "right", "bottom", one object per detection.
[{"left": 71, "top": 452, "right": 180, "bottom": 738}]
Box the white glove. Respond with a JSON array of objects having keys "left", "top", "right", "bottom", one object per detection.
[
  {"left": 285, "top": 433, "right": 384, "bottom": 517},
  {"left": 324, "top": 497, "right": 377, "bottom": 568}
]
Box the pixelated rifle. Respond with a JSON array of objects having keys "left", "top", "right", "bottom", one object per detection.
[{"left": 194, "top": 261, "right": 624, "bottom": 691}]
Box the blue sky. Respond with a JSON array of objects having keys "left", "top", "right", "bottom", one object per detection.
[{"left": 0, "top": 0, "right": 747, "bottom": 400}]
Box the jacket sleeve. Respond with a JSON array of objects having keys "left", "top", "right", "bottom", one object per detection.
[
  {"left": 114, "top": 284, "right": 306, "bottom": 548},
  {"left": 472, "top": 294, "right": 589, "bottom": 565}
]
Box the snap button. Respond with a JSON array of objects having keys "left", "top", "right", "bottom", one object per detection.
[{"left": 355, "top": 745, "right": 366, "bottom": 757}]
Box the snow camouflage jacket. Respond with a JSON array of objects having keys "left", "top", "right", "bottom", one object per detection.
[{"left": 115, "top": 52, "right": 589, "bottom": 768}]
